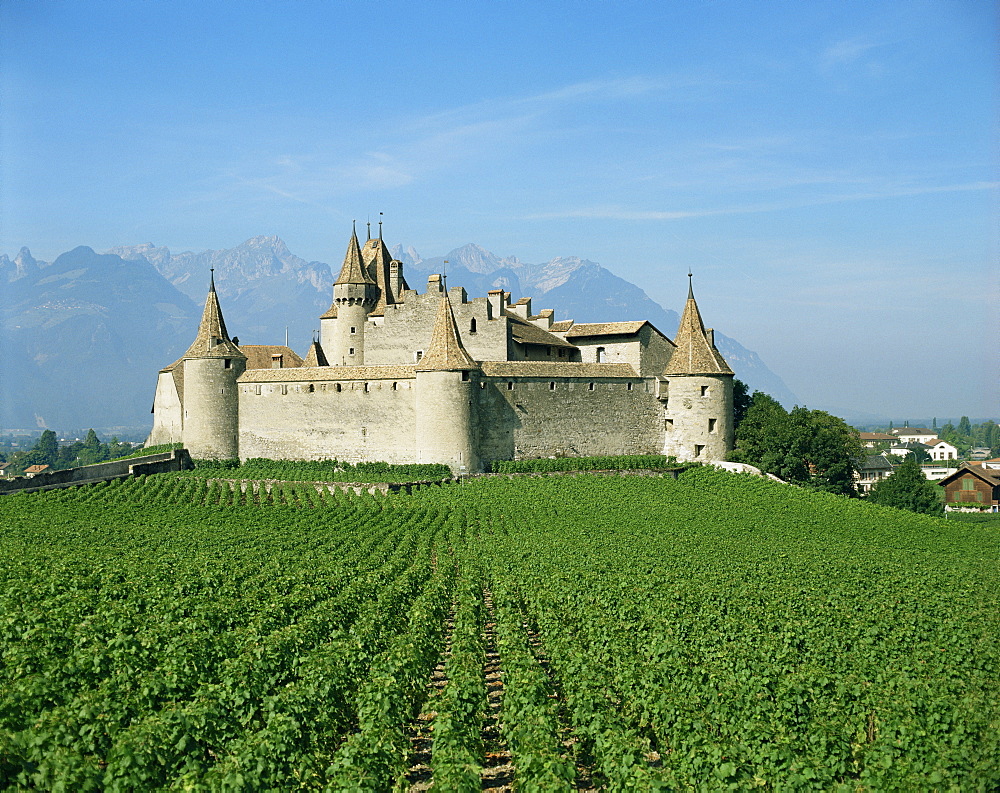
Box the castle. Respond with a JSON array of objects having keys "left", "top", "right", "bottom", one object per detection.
[{"left": 148, "top": 226, "right": 735, "bottom": 471}]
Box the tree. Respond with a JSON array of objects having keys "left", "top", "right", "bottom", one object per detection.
[
  {"left": 729, "top": 392, "right": 861, "bottom": 495},
  {"left": 79, "top": 429, "right": 109, "bottom": 465},
  {"left": 868, "top": 457, "right": 943, "bottom": 516},
  {"left": 35, "top": 430, "right": 58, "bottom": 467},
  {"left": 732, "top": 379, "right": 752, "bottom": 431},
  {"left": 958, "top": 416, "right": 972, "bottom": 437}
]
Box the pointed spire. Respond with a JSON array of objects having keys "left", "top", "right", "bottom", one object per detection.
[
  {"left": 303, "top": 340, "right": 330, "bottom": 367},
  {"left": 415, "top": 295, "right": 479, "bottom": 371},
  {"left": 182, "top": 270, "right": 244, "bottom": 359},
  {"left": 335, "top": 226, "right": 376, "bottom": 286},
  {"left": 378, "top": 212, "right": 383, "bottom": 240},
  {"left": 663, "top": 276, "right": 732, "bottom": 376}
]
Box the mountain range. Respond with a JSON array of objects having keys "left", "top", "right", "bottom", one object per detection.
[{"left": 1, "top": 237, "right": 797, "bottom": 431}]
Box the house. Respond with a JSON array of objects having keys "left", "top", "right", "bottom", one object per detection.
[
  {"left": 888, "top": 441, "right": 931, "bottom": 459},
  {"left": 855, "top": 454, "right": 894, "bottom": 494},
  {"left": 939, "top": 464, "right": 1000, "bottom": 512},
  {"left": 890, "top": 427, "right": 938, "bottom": 445},
  {"left": 0, "top": 462, "right": 11, "bottom": 479},
  {"left": 921, "top": 464, "right": 956, "bottom": 481},
  {"left": 926, "top": 438, "right": 958, "bottom": 461},
  {"left": 24, "top": 464, "right": 50, "bottom": 478},
  {"left": 859, "top": 432, "right": 895, "bottom": 448}
]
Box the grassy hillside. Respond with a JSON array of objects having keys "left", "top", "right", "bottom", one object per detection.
[{"left": 0, "top": 468, "right": 995, "bottom": 789}]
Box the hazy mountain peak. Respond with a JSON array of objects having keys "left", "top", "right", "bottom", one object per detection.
[
  {"left": 238, "top": 235, "right": 290, "bottom": 256},
  {"left": 389, "top": 244, "right": 422, "bottom": 267},
  {"left": 440, "top": 243, "right": 522, "bottom": 275}
]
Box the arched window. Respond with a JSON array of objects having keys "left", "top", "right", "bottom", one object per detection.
[
  {"left": 470, "top": 318, "right": 477, "bottom": 334},
  {"left": 596, "top": 346, "right": 606, "bottom": 363}
]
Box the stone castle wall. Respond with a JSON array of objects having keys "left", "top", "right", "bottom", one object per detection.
[
  {"left": 238, "top": 368, "right": 418, "bottom": 463},
  {"left": 474, "top": 368, "right": 664, "bottom": 465}
]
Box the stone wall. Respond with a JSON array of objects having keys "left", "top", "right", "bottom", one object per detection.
[
  {"left": 147, "top": 371, "right": 183, "bottom": 446},
  {"left": 238, "top": 369, "right": 418, "bottom": 463},
  {"left": 0, "top": 450, "right": 193, "bottom": 495},
  {"left": 475, "top": 372, "right": 663, "bottom": 464},
  {"left": 364, "top": 290, "right": 511, "bottom": 365}
]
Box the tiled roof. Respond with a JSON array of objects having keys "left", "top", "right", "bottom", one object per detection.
[
  {"left": 549, "top": 320, "right": 575, "bottom": 332},
  {"left": 242, "top": 345, "right": 304, "bottom": 370},
  {"left": 939, "top": 463, "right": 1000, "bottom": 487},
  {"left": 480, "top": 362, "right": 637, "bottom": 378},
  {"left": 240, "top": 365, "right": 416, "bottom": 383},
  {"left": 334, "top": 229, "right": 376, "bottom": 286},
  {"left": 859, "top": 432, "right": 895, "bottom": 441},
  {"left": 181, "top": 273, "right": 245, "bottom": 361},
  {"left": 891, "top": 427, "right": 934, "bottom": 435},
  {"left": 564, "top": 321, "right": 648, "bottom": 338},
  {"left": 662, "top": 287, "right": 733, "bottom": 376},
  {"left": 303, "top": 341, "right": 329, "bottom": 367},
  {"left": 858, "top": 454, "right": 894, "bottom": 471},
  {"left": 416, "top": 297, "right": 479, "bottom": 371},
  {"left": 507, "top": 313, "right": 578, "bottom": 349},
  {"left": 25, "top": 465, "right": 49, "bottom": 473}
]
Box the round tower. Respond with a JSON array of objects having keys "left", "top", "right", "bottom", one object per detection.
[
  {"left": 414, "top": 295, "right": 480, "bottom": 474},
  {"left": 322, "top": 225, "right": 378, "bottom": 365},
  {"left": 180, "top": 270, "right": 246, "bottom": 460},
  {"left": 661, "top": 276, "right": 734, "bottom": 462}
]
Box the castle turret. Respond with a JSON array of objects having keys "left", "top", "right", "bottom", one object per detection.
[
  {"left": 180, "top": 270, "right": 246, "bottom": 459},
  {"left": 415, "top": 295, "right": 481, "bottom": 473},
  {"left": 661, "top": 275, "right": 734, "bottom": 462},
  {"left": 321, "top": 226, "right": 378, "bottom": 365}
]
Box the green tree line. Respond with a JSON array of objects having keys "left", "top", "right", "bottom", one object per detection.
[{"left": 0, "top": 429, "right": 135, "bottom": 476}]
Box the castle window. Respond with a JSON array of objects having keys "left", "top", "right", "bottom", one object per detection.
[
  {"left": 308, "top": 384, "right": 315, "bottom": 393},
  {"left": 462, "top": 371, "right": 470, "bottom": 381},
  {"left": 415, "top": 350, "right": 424, "bottom": 362},
  {"left": 588, "top": 382, "right": 595, "bottom": 391},
  {"left": 506, "top": 382, "right": 514, "bottom": 391},
  {"left": 349, "top": 348, "right": 355, "bottom": 355},
  {"left": 255, "top": 385, "right": 261, "bottom": 395},
  {"left": 224, "top": 358, "right": 232, "bottom": 369},
  {"left": 549, "top": 382, "right": 555, "bottom": 390},
  {"left": 271, "top": 354, "right": 283, "bottom": 369},
  {"left": 701, "top": 385, "right": 709, "bottom": 396},
  {"left": 664, "top": 419, "right": 673, "bottom": 430},
  {"left": 364, "top": 382, "right": 370, "bottom": 392},
  {"left": 392, "top": 381, "right": 398, "bottom": 390},
  {"left": 596, "top": 347, "right": 606, "bottom": 363},
  {"left": 708, "top": 418, "right": 717, "bottom": 433},
  {"left": 350, "top": 326, "right": 357, "bottom": 334},
  {"left": 280, "top": 384, "right": 288, "bottom": 395},
  {"left": 695, "top": 444, "right": 705, "bottom": 457},
  {"left": 470, "top": 318, "right": 477, "bottom": 334},
  {"left": 335, "top": 383, "right": 342, "bottom": 392},
  {"left": 546, "top": 346, "right": 552, "bottom": 356},
  {"left": 627, "top": 382, "right": 633, "bottom": 391}
]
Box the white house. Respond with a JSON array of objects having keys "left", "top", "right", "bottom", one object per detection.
[{"left": 927, "top": 439, "right": 958, "bottom": 461}]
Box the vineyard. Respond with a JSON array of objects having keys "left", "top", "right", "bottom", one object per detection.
[{"left": 1, "top": 468, "right": 997, "bottom": 789}]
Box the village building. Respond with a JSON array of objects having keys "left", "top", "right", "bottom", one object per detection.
[
  {"left": 939, "top": 463, "right": 1000, "bottom": 512},
  {"left": 147, "top": 226, "right": 735, "bottom": 471}
]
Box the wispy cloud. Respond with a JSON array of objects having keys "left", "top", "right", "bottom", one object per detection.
[{"left": 523, "top": 181, "right": 999, "bottom": 222}]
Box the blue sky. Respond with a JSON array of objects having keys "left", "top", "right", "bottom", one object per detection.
[{"left": 2, "top": 0, "right": 996, "bottom": 419}]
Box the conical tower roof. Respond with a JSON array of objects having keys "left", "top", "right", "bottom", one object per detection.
[
  {"left": 663, "top": 276, "right": 733, "bottom": 376},
  {"left": 415, "top": 295, "right": 479, "bottom": 371},
  {"left": 303, "top": 340, "right": 329, "bottom": 367},
  {"left": 335, "top": 226, "right": 376, "bottom": 286},
  {"left": 183, "top": 270, "right": 245, "bottom": 359}
]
